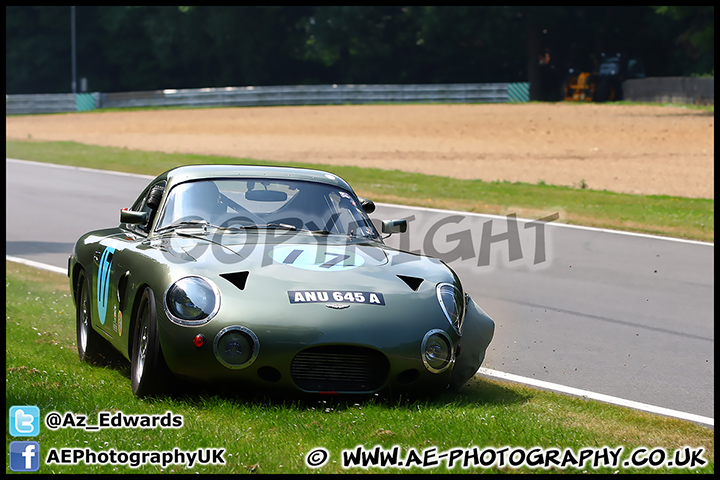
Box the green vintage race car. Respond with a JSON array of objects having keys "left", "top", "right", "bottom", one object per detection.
[{"left": 69, "top": 165, "right": 494, "bottom": 397}]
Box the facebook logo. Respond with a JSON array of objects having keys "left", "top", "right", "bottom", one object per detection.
[
  {"left": 9, "top": 441, "right": 41, "bottom": 472},
  {"left": 9, "top": 405, "right": 40, "bottom": 436}
]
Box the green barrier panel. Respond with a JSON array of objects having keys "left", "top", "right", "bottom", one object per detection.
[
  {"left": 507, "top": 83, "right": 530, "bottom": 103},
  {"left": 75, "top": 93, "right": 96, "bottom": 112}
]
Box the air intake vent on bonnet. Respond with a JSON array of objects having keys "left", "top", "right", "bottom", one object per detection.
[
  {"left": 397, "top": 275, "right": 424, "bottom": 291},
  {"left": 220, "top": 272, "right": 249, "bottom": 291},
  {"left": 291, "top": 345, "right": 389, "bottom": 392}
]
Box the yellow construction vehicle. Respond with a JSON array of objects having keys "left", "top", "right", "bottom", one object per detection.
[
  {"left": 563, "top": 53, "right": 645, "bottom": 102},
  {"left": 563, "top": 71, "right": 597, "bottom": 101}
]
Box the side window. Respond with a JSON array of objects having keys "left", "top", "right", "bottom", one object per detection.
[
  {"left": 326, "top": 190, "right": 376, "bottom": 237},
  {"left": 127, "top": 181, "right": 165, "bottom": 234}
]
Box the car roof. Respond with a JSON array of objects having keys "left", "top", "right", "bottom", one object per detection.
[{"left": 157, "top": 164, "right": 354, "bottom": 192}]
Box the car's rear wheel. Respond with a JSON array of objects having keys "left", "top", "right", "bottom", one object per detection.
[
  {"left": 131, "top": 286, "right": 170, "bottom": 397},
  {"left": 76, "top": 269, "right": 110, "bottom": 363}
]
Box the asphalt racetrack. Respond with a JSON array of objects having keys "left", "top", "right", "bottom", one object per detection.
[{"left": 5, "top": 159, "right": 714, "bottom": 424}]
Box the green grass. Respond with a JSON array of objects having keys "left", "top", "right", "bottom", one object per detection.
[
  {"left": 5, "top": 139, "right": 714, "bottom": 242},
  {"left": 5, "top": 261, "right": 715, "bottom": 473}
]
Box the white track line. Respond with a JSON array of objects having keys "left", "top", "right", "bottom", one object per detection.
[
  {"left": 5, "top": 255, "right": 714, "bottom": 427},
  {"left": 6, "top": 157, "right": 155, "bottom": 180},
  {"left": 6, "top": 255, "right": 67, "bottom": 275},
  {"left": 373, "top": 202, "right": 714, "bottom": 247},
  {"left": 7, "top": 158, "right": 713, "bottom": 246},
  {"left": 478, "top": 368, "right": 713, "bottom": 427}
]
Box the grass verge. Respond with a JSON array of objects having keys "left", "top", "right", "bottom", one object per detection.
[
  {"left": 5, "top": 139, "right": 714, "bottom": 243},
  {"left": 5, "top": 260, "right": 714, "bottom": 473}
]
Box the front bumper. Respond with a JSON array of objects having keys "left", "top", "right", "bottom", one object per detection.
[{"left": 157, "top": 309, "right": 458, "bottom": 394}]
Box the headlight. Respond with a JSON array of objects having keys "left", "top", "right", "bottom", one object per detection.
[
  {"left": 436, "top": 282, "right": 464, "bottom": 335},
  {"left": 214, "top": 326, "right": 259, "bottom": 369},
  {"left": 164, "top": 276, "right": 220, "bottom": 325},
  {"left": 421, "top": 329, "right": 454, "bottom": 373}
]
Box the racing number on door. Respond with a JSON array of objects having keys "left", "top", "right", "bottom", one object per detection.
[{"left": 97, "top": 246, "right": 116, "bottom": 325}]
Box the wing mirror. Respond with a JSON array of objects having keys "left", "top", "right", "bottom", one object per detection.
[
  {"left": 381, "top": 219, "right": 407, "bottom": 235},
  {"left": 358, "top": 197, "right": 375, "bottom": 214},
  {"left": 146, "top": 185, "right": 164, "bottom": 210},
  {"left": 120, "top": 209, "right": 148, "bottom": 225}
]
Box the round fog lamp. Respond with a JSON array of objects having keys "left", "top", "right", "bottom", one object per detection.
[
  {"left": 421, "top": 329, "right": 454, "bottom": 374},
  {"left": 213, "top": 326, "right": 259, "bottom": 369}
]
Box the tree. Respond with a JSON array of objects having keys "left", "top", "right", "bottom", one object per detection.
[
  {"left": 5, "top": 6, "right": 714, "bottom": 95},
  {"left": 6, "top": 6, "right": 73, "bottom": 93},
  {"left": 653, "top": 6, "right": 714, "bottom": 75}
]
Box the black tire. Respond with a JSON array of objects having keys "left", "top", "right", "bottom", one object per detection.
[
  {"left": 607, "top": 81, "right": 618, "bottom": 101},
  {"left": 76, "top": 269, "right": 110, "bottom": 363},
  {"left": 130, "top": 287, "right": 171, "bottom": 397},
  {"left": 596, "top": 78, "right": 618, "bottom": 103}
]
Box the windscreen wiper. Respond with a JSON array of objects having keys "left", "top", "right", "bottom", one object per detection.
[
  {"left": 239, "top": 223, "right": 298, "bottom": 231},
  {"left": 302, "top": 228, "right": 333, "bottom": 235},
  {"left": 155, "top": 220, "right": 234, "bottom": 234}
]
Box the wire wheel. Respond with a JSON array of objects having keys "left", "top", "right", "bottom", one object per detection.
[
  {"left": 75, "top": 269, "right": 108, "bottom": 362},
  {"left": 131, "top": 287, "right": 170, "bottom": 397}
]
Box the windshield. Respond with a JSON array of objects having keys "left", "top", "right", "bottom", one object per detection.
[{"left": 155, "top": 178, "right": 379, "bottom": 239}]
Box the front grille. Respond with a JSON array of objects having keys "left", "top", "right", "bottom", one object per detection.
[{"left": 291, "top": 345, "right": 390, "bottom": 392}]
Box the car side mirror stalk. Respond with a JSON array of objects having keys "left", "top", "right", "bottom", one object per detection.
[
  {"left": 381, "top": 219, "right": 407, "bottom": 235},
  {"left": 120, "top": 209, "right": 148, "bottom": 225}
]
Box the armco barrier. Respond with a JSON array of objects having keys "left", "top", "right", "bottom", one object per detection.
[
  {"left": 7, "top": 83, "right": 529, "bottom": 115},
  {"left": 6, "top": 92, "right": 101, "bottom": 115},
  {"left": 7, "top": 77, "right": 711, "bottom": 114},
  {"left": 622, "top": 77, "right": 714, "bottom": 105},
  {"left": 98, "top": 83, "right": 522, "bottom": 109},
  {"left": 6, "top": 93, "right": 76, "bottom": 115}
]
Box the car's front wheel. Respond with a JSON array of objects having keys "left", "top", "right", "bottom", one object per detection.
[
  {"left": 76, "top": 269, "right": 110, "bottom": 363},
  {"left": 131, "top": 286, "right": 171, "bottom": 397}
]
